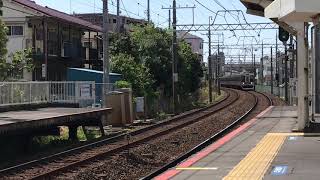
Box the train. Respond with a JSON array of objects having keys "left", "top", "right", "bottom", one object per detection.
[{"left": 220, "top": 73, "right": 255, "bottom": 91}]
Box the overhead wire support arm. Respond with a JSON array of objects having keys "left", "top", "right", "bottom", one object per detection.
[
  {"left": 176, "top": 22, "right": 278, "bottom": 32},
  {"left": 162, "top": 4, "right": 196, "bottom": 24}
]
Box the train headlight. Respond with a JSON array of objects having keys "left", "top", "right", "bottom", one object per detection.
[
  {"left": 242, "top": 82, "right": 245, "bottom": 85},
  {"left": 251, "top": 82, "right": 253, "bottom": 85}
]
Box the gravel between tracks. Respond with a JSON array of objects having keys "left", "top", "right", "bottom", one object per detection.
[{"left": 54, "top": 90, "right": 255, "bottom": 180}]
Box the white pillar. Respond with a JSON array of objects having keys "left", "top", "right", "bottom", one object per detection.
[{"left": 296, "top": 23, "right": 309, "bottom": 130}]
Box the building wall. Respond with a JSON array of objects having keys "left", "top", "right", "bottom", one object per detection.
[
  {"left": 184, "top": 38, "right": 204, "bottom": 57},
  {"left": 2, "top": 0, "right": 88, "bottom": 81}
]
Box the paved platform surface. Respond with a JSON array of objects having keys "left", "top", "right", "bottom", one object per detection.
[
  {"left": 156, "top": 106, "right": 320, "bottom": 180},
  {"left": 0, "top": 108, "right": 111, "bottom": 135}
]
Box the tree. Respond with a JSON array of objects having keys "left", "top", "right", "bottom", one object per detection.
[
  {"left": 110, "top": 24, "right": 204, "bottom": 112},
  {"left": 0, "top": 18, "right": 34, "bottom": 81},
  {"left": 110, "top": 53, "right": 154, "bottom": 97},
  {"left": 0, "top": 18, "right": 8, "bottom": 80}
]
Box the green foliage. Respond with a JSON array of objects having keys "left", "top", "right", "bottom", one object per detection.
[
  {"left": 0, "top": 18, "right": 7, "bottom": 65},
  {"left": 0, "top": 18, "right": 34, "bottom": 81},
  {"left": 110, "top": 53, "right": 154, "bottom": 97},
  {"left": 110, "top": 24, "right": 204, "bottom": 110},
  {"left": 115, "top": 80, "right": 131, "bottom": 89},
  {"left": 0, "top": 48, "right": 34, "bottom": 81}
]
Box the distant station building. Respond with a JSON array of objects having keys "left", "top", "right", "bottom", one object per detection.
[
  {"left": 2, "top": 0, "right": 102, "bottom": 81},
  {"left": 177, "top": 31, "right": 204, "bottom": 62}
]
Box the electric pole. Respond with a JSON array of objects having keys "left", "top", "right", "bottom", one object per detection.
[
  {"left": 290, "top": 35, "right": 294, "bottom": 78},
  {"left": 102, "top": 0, "right": 110, "bottom": 107},
  {"left": 147, "top": 0, "right": 150, "bottom": 23},
  {"left": 172, "top": 0, "right": 178, "bottom": 114},
  {"left": 208, "top": 16, "right": 213, "bottom": 103},
  {"left": 254, "top": 54, "right": 256, "bottom": 90},
  {"left": 284, "top": 42, "right": 289, "bottom": 102},
  {"left": 276, "top": 33, "right": 280, "bottom": 97},
  {"left": 169, "top": 9, "right": 171, "bottom": 28},
  {"left": 116, "top": 0, "right": 120, "bottom": 33},
  {"left": 261, "top": 41, "right": 264, "bottom": 84},
  {"left": 217, "top": 44, "right": 221, "bottom": 95},
  {"left": 271, "top": 46, "right": 274, "bottom": 95}
]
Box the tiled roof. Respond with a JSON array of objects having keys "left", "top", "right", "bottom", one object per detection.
[{"left": 12, "top": 0, "right": 102, "bottom": 32}]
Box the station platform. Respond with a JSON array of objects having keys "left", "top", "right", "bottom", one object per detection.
[
  {"left": 155, "top": 106, "right": 320, "bottom": 180},
  {"left": 0, "top": 107, "right": 112, "bottom": 135}
]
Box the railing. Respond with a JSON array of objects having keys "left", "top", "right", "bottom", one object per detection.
[{"left": 0, "top": 81, "right": 96, "bottom": 107}]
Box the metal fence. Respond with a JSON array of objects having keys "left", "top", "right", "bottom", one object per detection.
[
  {"left": 0, "top": 81, "right": 97, "bottom": 107},
  {"left": 256, "top": 79, "right": 298, "bottom": 105}
]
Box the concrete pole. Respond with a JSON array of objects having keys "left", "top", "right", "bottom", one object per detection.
[
  {"left": 208, "top": 17, "right": 213, "bottom": 103},
  {"left": 297, "top": 23, "right": 309, "bottom": 130},
  {"left": 116, "top": 0, "right": 120, "bottom": 33},
  {"left": 285, "top": 43, "right": 289, "bottom": 102},
  {"left": 102, "top": 0, "right": 110, "bottom": 108},
  {"left": 172, "top": 0, "right": 178, "bottom": 114},
  {"left": 276, "top": 33, "right": 280, "bottom": 97},
  {"left": 271, "top": 47, "right": 274, "bottom": 95},
  {"left": 147, "top": 0, "right": 150, "bottom": 23},
  {"left": 261, "top": 42, "right": 264, "bottom": 84},
  {"left": 168, "top": 9, "right": 171, "bottom": 29}
]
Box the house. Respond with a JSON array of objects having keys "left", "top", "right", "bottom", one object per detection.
[
  {"left": 74, "top": 13, "right": 147, "bottom": 33},
  {"left": 2, "top": 0, "right": 102, "bottom": 81},
  {"left": 177, "top": 31, "right": 204, "bottom": 62},
  {"left": 74, "top": 13, "right": 147, "bottom": 70}
]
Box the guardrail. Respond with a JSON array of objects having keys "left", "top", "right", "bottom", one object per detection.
[{"left": 0, "top": 81, "right": 97, "bottom": 107}]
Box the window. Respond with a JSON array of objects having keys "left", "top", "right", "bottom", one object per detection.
[
  {"left": 6, "top": 26, "right": 12, "bottom": 36},
  {"left": 83, "top": 42, "right": 92, "bottom": 48},
  {"left": 6, "top": 26, "right": 23, "bottom": 36},
  {"left": 113, "top": 19, "right": 117, "bottom": 23},
  {"left": 200, "top": 42, "right": 203, "bottom": 49}
]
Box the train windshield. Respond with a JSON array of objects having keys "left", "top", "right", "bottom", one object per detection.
[{"left": 245, "top": 76, "right": 250, "bottom": 83}]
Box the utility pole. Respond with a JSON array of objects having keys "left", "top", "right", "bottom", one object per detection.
[
  {"left": 208, "top": 16, "right": 213, "bottom": 103},
  {"left": 102, "top": 0, "right": 110, "bottom": 108},
  {"left": 276, "top": 33, "right": 280, "bottom": 97},
  {"left": 217, "top": 44, "right": 221, "bottom": 95},
  {"left": 261, "top": 42, "right": 264, "bottom": 84},
  {"left": 147, "top": 0, "right": 150, "bottom": 23},
  {"left": 172, "top": 0, "right": 178, "bottom": 114},
  {"left": 271, "top": 46, "right": 274, "bottom": 95},
  {"left": 254, "top": 54, "right": 256, "bottom": 90},
  {"left": 169, "top": 9, "right": 171, "bottom": 28},
  {"left": 284, "top": 42, "right": 289, "bottom": 102},
  {"left": 116, "top": 0, "right": 120, "bottom": 33},
  {"left": 290, "top": 35, "right": 294, "bottom": 78}
]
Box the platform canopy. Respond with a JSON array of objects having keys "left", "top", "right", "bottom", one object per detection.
[
  {"left": 239, "top": 0, "right": 297, "bottom": 34},
  {"left": 265, "top": 0, "right": 320, "bottom": 22}
]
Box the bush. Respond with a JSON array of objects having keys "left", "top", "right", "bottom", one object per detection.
[{"left": 115, "top": 80, "right": 131, "bottom": 89}]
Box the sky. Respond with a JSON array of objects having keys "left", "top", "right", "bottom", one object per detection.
[{"left": 33, "top": 0, "right": 280, "bottom": 63}]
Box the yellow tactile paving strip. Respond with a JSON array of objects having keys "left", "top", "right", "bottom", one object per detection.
[{"left": 223, "top": 133, "right": 287, "bottom": 180}]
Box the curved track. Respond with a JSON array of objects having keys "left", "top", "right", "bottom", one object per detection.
[
  {"left": 1, "top": 89, "right": 243, "bottom": 180},
  {"left": 141, "top": 91, "right": 272, "bottom": 180}
]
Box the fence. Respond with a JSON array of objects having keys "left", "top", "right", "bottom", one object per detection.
[
  {"left": 0, "top": 81, "right": 97, "bottom": 107},
  {"left": 255, "top": 79, "right": 298, "bottom": 105}
]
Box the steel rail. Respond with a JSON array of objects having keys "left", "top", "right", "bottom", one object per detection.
[
  {"left": 0, "top": 89, "right": 239, "bottom": 179},
  {"left": 141, "top": 91, "right": 272, "bottom": 180}
]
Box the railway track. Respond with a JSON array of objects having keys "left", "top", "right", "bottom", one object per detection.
[
  {"left": 1, "top": 89, "right": 242, "bottom": 180},
  {"left": 141, "top": 91, "right": 273, "bottom": 180}
]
